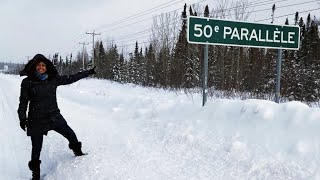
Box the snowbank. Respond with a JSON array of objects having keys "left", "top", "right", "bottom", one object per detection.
[{"left": 1, "top": 74, "right": 320, "bottom": 179}]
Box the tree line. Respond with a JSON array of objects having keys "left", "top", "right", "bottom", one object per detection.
[{"left": 14, "top": 3, "right": 320, "bottom": 102}]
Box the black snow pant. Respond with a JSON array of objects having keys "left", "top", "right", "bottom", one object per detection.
[{"left": 30, "top": 123, "right": 79, "bottom": 160}]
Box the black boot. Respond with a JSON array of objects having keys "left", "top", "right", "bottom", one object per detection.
[
  {"left": 28, "top": 160, "right": 41, "bottom": 180},
  {"left": 69, "top": 142, "right": 85, "bottom": 156}
]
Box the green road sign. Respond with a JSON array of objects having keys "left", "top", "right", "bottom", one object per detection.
[{"left": 188, "top": 16, "right": 300, "bottom": 50}]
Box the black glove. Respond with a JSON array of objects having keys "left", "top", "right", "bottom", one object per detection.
[
  {"left": 20, "top": 120, "right": 27, "bottom": 131},
  {"left": 88, "top": 66, "right": 96, "bottom": 75}
]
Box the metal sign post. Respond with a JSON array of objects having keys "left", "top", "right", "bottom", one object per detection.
[
  {"left": 203, "top": 44, "right": 208, "bottom": 106},
  {"left": 275, "top": 49, "right": 283, "bottom": 103}
]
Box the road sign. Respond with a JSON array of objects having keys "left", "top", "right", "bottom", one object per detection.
[{"left": 188, "top": 16, "right": 300, "bottom": 50}]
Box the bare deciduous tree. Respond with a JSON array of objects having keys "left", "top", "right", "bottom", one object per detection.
[
  {"left": 150, "top": 11, "right": 180, "bottom": 55},
  {"left": 233, "top": 0, "right": 252, "bottom": 20}
]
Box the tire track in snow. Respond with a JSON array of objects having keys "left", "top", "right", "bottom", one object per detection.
[{"left": 0, "top": 75, "right": 30, "bottom": 179}]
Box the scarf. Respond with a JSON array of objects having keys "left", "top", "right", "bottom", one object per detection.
[{"left": 35, "top": 71, "right": 48, "bottom": 81}]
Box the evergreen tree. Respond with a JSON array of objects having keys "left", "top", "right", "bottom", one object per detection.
[
  {"left": 117, "top": 52, "right": 126, "bottom": 83},
  {"left": 109, "top": 45, "right": 120, "bottom": 81},
  {"left": 172, "top": 3, "right": 188, "bottom": 88},
  {"left": 157, "top": 46, "right": 170, "bottom": 87},
  {"left": 132, "top": 41, "right": 141, "bottom": 84},
  {"left": 184, "top": 5, "right": 200, "bottom": 88},
  {"left": 282, "top": 18, "right": 296, "bottom": 99},
  {"left": 304, "top": 18, "right": 320, "bottom": 101},
  {"left": 96, "top": 41, "right": 107, "bottom": 78},
  {"left": 139, "top": 47, "right": 147, "bottom": 86},
  {"left": 298, "top": 17, "right": 309, "bottom": 100},
  {"left": 294, "top": 12, "right": 299, "bottom": 26},
  {"left": 146, "top": 44, "right": 156, "bottom": 86}
]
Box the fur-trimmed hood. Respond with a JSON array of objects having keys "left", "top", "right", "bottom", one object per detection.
[{"left": 20, "top": 54, "right": 58, "bottom": 77}]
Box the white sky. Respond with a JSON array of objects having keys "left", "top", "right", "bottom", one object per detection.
[{"left": 0, "top": 0, "right": 319, "bottom": 63}]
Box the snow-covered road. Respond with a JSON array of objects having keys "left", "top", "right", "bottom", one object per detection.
[{"left": 0, "top": 75, "right": 30, "bottom": 179}]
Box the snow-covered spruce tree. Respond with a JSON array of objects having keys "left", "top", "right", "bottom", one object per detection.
[
  {"left": 109, "top": 44, "right": 120, "bottom": 82},
  {"left": 303, "top": 15, "right": 320, "bottom": 101},
  {"left": 145, "top": 44, "right": 157, "bottom": 87},
  {"left": 156, "top": 45, "right": 170, "bottom": 88},
  {"left": 95, "top": 41, "right": 106, "bottom": 78},
  {"left": 139, "top": 47, "right": 147, "bottom": 86},
  {"left": 71, "top": 52, "right": 82, "bottom": 74},
  {"left": 297, "top": 15, "right": 312, "bottom": 101},
  {"left": 184, "top": 5, "right": 200, "bottom": 89},
  {"left": 171, "top": 3, "right": 188, "bottom": 89},
  {"left": 284, "top": 14, "right": 300, "bottom": 100},
  {"left": 259, "top": 4, "right": 277, "bottom": 95},
  {"left": 282, "top": 18, "right": 295, "bottom": 99},
  {"left": 243, "top": 47, "right": 265, "bottom": 95},
  {"left": 131, "top": 41, "right": 143, "bottom": 85},
  {"left": 116, "top": 52, "right": 126, "bottom": 83}
]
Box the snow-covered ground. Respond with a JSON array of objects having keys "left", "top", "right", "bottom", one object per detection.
[{"left": 1, "top": 73, "right": 320, "bottom": 180}]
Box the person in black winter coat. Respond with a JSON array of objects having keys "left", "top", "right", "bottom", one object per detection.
[{"left": 18, "top": 54, "right": 96, "bottom": 180}]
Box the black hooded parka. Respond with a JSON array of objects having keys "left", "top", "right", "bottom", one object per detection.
[{"left": 18, "top": 54, "right": 90, "bottom": 136}]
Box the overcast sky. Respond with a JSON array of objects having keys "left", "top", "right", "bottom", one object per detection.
[{"left": 0, "top": 0, "right": 319, "bottom": 63}]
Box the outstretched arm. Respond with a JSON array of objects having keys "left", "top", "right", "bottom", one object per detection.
[
  {"left": 17, "top": 78, "right": 29, "bottom": 122},
  {"left": 56, "top": 67, "right": 96, "bottom": 86},
  {"left": 56, "top": 71, "right": 90, "bottom": 86}
]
